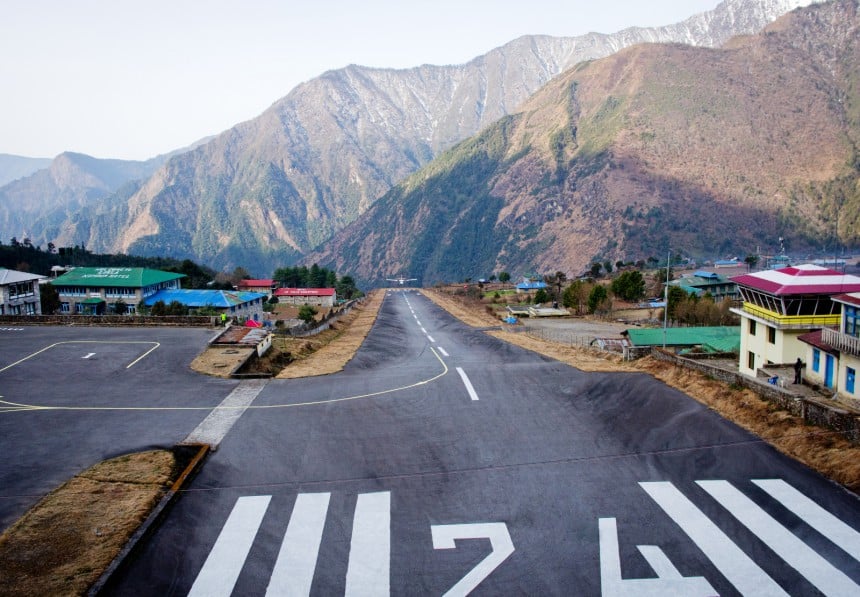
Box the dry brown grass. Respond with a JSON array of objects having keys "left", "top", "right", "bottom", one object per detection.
[
  {"left": 427, "top": 289, "right": 860, "bottom": 493},
  {"left": 276, "top": 289, "right": 383, "bottom": 379},
  {"left": 0, "top": 450, "right": 177, "bottom": 596}
]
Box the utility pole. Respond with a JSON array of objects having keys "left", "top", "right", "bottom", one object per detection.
[{"left": 663, "top": 249, "right": 670, "bottom": 349}]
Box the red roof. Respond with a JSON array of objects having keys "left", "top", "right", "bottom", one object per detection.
[
  {"left": 238, "top": 279, "right": 274, "bottom": 288},
  {"left": 731, "top": 264, "right": 860, "bottom": 296},
  {"left": 274, "top": 287, "right": 335, "bottom": 297},
  {"left": 832, "top": 292, "right": 860, "bottom": 307}
]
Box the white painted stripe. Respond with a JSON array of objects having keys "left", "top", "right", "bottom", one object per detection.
[
  {"left": 420, "top": 327, "right": 427, "bottom": 334},
  {"left": 752, "top": 479, "right": 860, "bottom": 562},
  {"left": 415, "top": 319, "right": 421, "bottom": 325},
  {"left": 640, "top": 481, "right": 788, "bottom": 597},
  {"left": 82, "top": 352, "right": 96, "bottom": 359},
  {"left": 189, "top": 495, "right": 271, "bottom": 597},
  {"left": 438, "top": 347, "right": 450, "bottom": 358},
  {"left": 345, "top": 491, "right": 390, "bottom": 596},
  {"left": 698, "top": 480, "right": 860, "bottom": 596},
  {"left": 183, "top": 379, "right": 267, "bottom": 448},
  {"left": 267, "top": 493, "right": 331, "bottom": 597},
  {"left": 456, "top": 367, "right": 479, "bottom": 401},
  {"left": 426, "top": 335, "right": 435, "bottom": 343}
]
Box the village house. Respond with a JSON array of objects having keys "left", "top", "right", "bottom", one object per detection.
[
  {"left": 730, "top": 264, "right": 860, "bottom": 378},
  {"left": 797, "top": 292, "right": 860, "bottom": 397},
  {"left": 0, "top": 268, "right": 45, "bottom": 315},
  {"left": 50, "top": 267, "right": 185, "bottom": 314},
  {"left": 274, "top": 287, "right": 337, "bottom": 308},
  {"left": 143, "top": 288, "right": 267, "bottom": 321},
  {"left": 237, "top": 279, "right": 276, "bottom": 295}
]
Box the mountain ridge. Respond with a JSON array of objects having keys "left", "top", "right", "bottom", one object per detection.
[
  {"left": 310, "top": 0, "right": 860, "bottom": 286},
  {"left": 0, "top": 0, "right": 823, "bottom": 274}
]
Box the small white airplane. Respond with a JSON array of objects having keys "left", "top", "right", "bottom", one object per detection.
[{"left": 386, "top": 275, "right": 417, "bottom": 286}]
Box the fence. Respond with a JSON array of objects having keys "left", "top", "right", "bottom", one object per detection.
[{"left": 276, "top": 299, "right": 360, "bottom": 338}]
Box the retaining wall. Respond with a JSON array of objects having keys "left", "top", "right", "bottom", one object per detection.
[
  {"left": 650, "top": 349, "right": 860, "bottom": 442},
  {"left": 0, "top": 314, "right": 217, "bottom": 327}
]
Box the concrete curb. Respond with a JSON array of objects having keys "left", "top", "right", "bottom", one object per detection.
[{"left": 88, "top": 444, "right": 210, "bottom": 596}]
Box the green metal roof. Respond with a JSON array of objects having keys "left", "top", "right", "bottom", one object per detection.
[
  {"left": 50, "top": 267, "right": 184, "bottom": 288},
  {"left": 626, "top": 326, "right": 740, "bottom": 351},
  {"left": 80, "top": 297, "right": 105, "bottom": 304}
]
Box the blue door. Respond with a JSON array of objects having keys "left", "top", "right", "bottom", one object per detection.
[{"left": 825, "top": 354, "right": 835, "bottom": 389}]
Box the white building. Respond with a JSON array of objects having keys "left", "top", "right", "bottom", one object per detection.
[
  {"left": 730, "top": 264, "right": 860, "bottom": 377},
  {"left": 0, "top": 268, "right": 45, "bottom": 315}
]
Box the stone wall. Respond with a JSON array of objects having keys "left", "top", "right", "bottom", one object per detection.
[
  {"left": 650, "top": 349, "right": 859, "bottom": 441},
  {"left": 0, "top": 314, "right": 217, "bottom": 327}
]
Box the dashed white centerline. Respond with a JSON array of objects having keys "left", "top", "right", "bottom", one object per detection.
[
  {"left": 420, "top": 327, "right": 428, "bottom": 334},
  {"left": 437, "top": 347, "right": 449, "bottom": 357},
  {"left": 426, "top": 335, "right": 435, "bottom": 343},
  {"left": 456, "top": 367, "right": 480, "bottom": 401}
]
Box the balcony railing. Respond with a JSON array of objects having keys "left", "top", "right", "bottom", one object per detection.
[
  {"left": 822, "top": 327, "right": 860, "bottom": 357},
  {"left": 733, "top": 304, "right": 841, "bottom": 329}
]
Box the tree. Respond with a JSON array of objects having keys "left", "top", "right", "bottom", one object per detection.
[
  {"left": 498, "top": 271, "right": 511, "bottom": 283},
  {"left": 113, "top": 298, "right": 128, "bottom": 315},
  {"left": 543, "top": 271, "right": 567, "bottom": 305},
  {"left": 610, "top": 270, "right": 645, "bottom": 302},
  {"left": 562, "top": 280, "right": 592, "bottom": 315},
  {"left": 298, "top": 304, "right": 318, "bottom": 323},
  {"left": 590, "top": 262, "right": 602, "bottom": 278},
  {"left": 744, "top": 254, "right": 759, "bottom": 270},
  {"left": 40, "top": 283, "right": 60, "bottom": 314},
  {"left": 603, "top": 260, "right": 613, "bottom": 274},
  {"left": 587, "top": 284, "right": 609, "bottom": 314},
  {"left": 534, "top": 288, "right": 549, "bottom": 304},
  {"left": 666, "top": 286, "right": 689, "bottom": 320},
  {"left": 150, "top": 300, "right": 167, "bottom": 316}
]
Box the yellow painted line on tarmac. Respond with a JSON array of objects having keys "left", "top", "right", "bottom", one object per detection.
[
  {"left": 0, "top": 340, "right": 160, "bottom": 374},
  {"left": 0, "top": 347, "right": 449, "bottom": 413}
]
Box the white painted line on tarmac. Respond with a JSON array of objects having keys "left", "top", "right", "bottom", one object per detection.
[
  {"left": 697, "top": 480, "right": 860, "bottom": 596},
  {"left": 345, "top": 491, "right": 390, "bottom": 596},
  {"left": 267, "top": 493, "right": 331, "bottom": 596},
  {"left": 438, "top": 347, "right": 450, "bottom": 358},
  {"left": 640, "top": 481, "right": 787, "bottom": 596},
  {"left": 426, "top": 335, "right": 436, "bottom": 343},
  {"left": 82, "top": 352, "right": 96, "bottom": 359},
  {"left": 182, "top": 379, "right": 267, "bottom": 449},
  {"left": 189, "top": 495, "right": 271, "bottom": 597},
  {"left": 420, "top": 327, "right": 428, "bottom": 334},
  {"left": 456, "top": 367, "right": 479, "bottom": 401},
  {"left": 752, "top": 479, "right": 860, "bottom": 562}
]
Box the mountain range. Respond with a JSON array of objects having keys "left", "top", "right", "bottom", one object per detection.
[
  {"left": 312, "top": 0, "right": 860, "bottom": 286},
  {"left": 0, "top": 0, "right": 832, "bottom": 280}
]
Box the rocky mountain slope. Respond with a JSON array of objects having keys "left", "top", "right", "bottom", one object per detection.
[
  {"left": 0, "top": 0, "right": 818, "bottom": 273},
  {"left": 311, "top": 0, "right": 860, "bottom": 286}
]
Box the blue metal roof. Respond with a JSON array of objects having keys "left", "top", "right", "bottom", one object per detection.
[
  {"left": 692, "top": 270, "right": 721, "bottom": 279},
  {"left": 516, "top": 281, "right": 548, "bottom": 290},
  {"left": 144, "top": 289, "right": 265, "bottom": 308}
]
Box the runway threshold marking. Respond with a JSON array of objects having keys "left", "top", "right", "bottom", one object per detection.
[
  {"left": 0, "top": 340, "right": 159, "bottom": 374},
  {"left": 182, "top": 379, "right": 268, "bottom": 448},
  {"left": 0, "top": 348, "right": 449, "bottom": 413}
]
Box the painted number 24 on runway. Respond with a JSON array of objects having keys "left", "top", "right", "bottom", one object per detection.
[{"left": 188, "top": 491, "right": 514, "bottom": 597}]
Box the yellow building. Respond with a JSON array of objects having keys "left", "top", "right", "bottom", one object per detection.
[{"left": 730, "top": 264, "right": 860, "bottom": 378}]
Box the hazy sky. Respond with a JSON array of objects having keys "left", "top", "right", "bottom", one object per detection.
[{"left": 0, "top": 0, "right": 719, "bottom": 160}]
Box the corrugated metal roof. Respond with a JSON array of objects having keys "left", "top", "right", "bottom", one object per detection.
[
  {"left": 238, "top": 279, "right": 274, "bottom": 287},
  {"left": 51, "top": 267, "right": 184, "bottom": 288},
  {"left": 626, "top": 326, "right": 740, "bottom": 349},
  {"left": 0, "top": 268, "right": 45, "bottom": 284},
  {"left": 143, "top": 289, "right": 265, "bottom": 308},
  {"left": 731, "top": 264, "right": 860, "bottom": 296}
]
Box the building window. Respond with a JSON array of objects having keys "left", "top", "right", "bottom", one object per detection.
[
  {"left": 768, "top": 326, "right": 775, "bottom": 344},
  {"left": 813, "top": 349, "right": 820, "bottom": 373},
  {"left": 749, "top": 320, "right": 756, "bottom": 336},
  {"left": 847, "top": 367, "right": 856, "bottom": 394},
  {"left": 748, "top": 351, "right": 755, "bottom": 371},
  {"left": 60, "top": 302, "right": 70, "bottom": 313},
  {"left": 845, "top": 306, "right": 859, "bottom": 337}
]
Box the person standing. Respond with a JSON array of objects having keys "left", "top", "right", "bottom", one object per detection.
[{"left": 794, "top": 357, "right": 804, "bottom": 384}]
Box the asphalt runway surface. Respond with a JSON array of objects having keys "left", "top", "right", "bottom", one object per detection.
[
  {"left": 0, "top": 325, "right": 238, "bottom": 531},
  {"left": 6, "top": 294, "right": 860, "bottom": 595}
]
